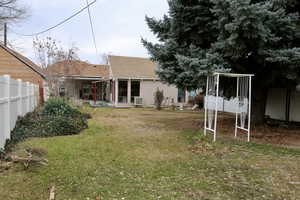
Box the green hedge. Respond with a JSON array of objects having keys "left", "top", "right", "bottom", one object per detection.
[{"left": 1, "top": 98, "right": 90, "bottom": 158}]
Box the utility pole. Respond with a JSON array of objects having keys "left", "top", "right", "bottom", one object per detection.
[{"left": 4, "top": 23, "right": 7, "bottom": 46}]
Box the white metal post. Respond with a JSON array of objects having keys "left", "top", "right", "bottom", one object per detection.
[
  {"left": 204, "top": 76, "right": 209, "bottom": 136},
  {"left": 115, "top": 79, "right": 119, "bottom": 107},
  {"left": 213, "top": 74, "right": 219, "bottom": 142},
  {"left": 109, "top": 81, "right": 112, "bottom": 102},
  {"left": 4, "top": 75, "right": 11, "bottom": 139},
  {"left": 127, "top": 79, "right": 131, "bottom": 104},
  {"left": 247, "top": 76, "right": 252, "bottom": 142},
  {"left": 235, "top": 77, "right": 239, "bottom": 138}
]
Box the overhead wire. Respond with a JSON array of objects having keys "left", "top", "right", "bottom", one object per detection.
[
  {"left": 9, "top": 0, "right": 97, "bottom": 37},
  {"left": 85, "top": 0, "right": 99, "bottom": 60}
]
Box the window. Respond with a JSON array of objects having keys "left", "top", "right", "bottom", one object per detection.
[
  {"left": 59, "top": 87, "right": 65, "bottom": 97},
  {"left": 131, "top": 81, "right": 140, "bottom": 103},
  {"left": 82, "top": 83, "right": 91, "bottom": 100},
  {"left": 118, "top": 80, "right": 128, "bottom": 103}
]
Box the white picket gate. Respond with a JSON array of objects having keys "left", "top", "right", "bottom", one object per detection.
[{"left": 0, "top": 75, "right": 39, "bottom": 149}]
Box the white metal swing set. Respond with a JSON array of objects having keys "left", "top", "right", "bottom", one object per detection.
[{"left": 204, "top": 72, "right": 254, "bottom": 142}]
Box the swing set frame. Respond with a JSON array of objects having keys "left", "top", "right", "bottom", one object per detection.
[{"left": 204, "top": 72, "right": 254, "bottom": 142}]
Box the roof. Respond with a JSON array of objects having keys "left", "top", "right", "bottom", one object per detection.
[
  {"left": 0, "top": 44, "right": 46, "bottom": 79},
  {"left": 108, "top": 55, "right": 158, "bottom": 79},
  {"left": 48, "top": 60, "right": 109, "bottom": 79}
]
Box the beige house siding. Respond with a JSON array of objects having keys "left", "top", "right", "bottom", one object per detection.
[
  {"left": 140, "top": 80, "right": 178, "bottom": 106},
  {"left": 0, "top": 48, "right": 44, "bottom": 85},
  {"left": 64, "top": 79, "right": 80, "bottom": 99}
]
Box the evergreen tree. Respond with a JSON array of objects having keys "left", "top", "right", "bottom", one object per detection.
[{"left": 143, "top": 0, "right": 300, "bottom": 124}]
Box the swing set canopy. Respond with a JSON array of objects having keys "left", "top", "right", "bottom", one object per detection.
[{"left": 212, "top": 72, "right": 254, "bottom": 78}]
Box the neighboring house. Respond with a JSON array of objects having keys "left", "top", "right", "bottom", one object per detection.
[
  {"left": 47, "top": 60, "right": 109, "bottom": 100},
  {"left": 108, "top": 55, "right": 188, "bottom": 107},
  {"left": 0, "top": 44, "right": 46, "bottom": 86},
  {"left": 48, "top": 55, "right": 188, "bottom": 107}
]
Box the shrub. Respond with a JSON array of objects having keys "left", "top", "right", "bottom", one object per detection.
[
  {"left": 42, "top": 98, "right": 81, "bottom": 117},
  {"left": 2, "top": 98, "right": 90, "bottom": 155},
  {"left": 154, "top": 88, "right": 164, "bottom": 110},
  {"left": 28, "top": 116, "right": 88, "bottom": 137}
]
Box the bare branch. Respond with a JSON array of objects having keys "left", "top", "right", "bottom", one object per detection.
[
  {"left": 33, "top": 37, "right": 80, "bottom": 97},
  {"left": 0, "top": 0, "right": 28, "bottom": 24}
]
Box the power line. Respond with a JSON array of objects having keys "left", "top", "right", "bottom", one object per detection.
[
  {"left": 9, "top": 0, "right": 97, "bottom": 37},
  {"left": 85, "top": 0, "right": 99, "bottom": 60}
]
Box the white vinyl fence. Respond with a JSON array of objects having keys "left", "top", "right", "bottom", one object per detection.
[{"left": 0, "top": 75, "right": 39, "bottom": 149}]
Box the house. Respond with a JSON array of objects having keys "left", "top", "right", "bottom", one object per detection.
[
  {"left": 107, "top": 55, "right": 188, "bottom": 107},
  {"left": 47, "top": 60, "right": 109, "bottom": 100},
  {"left": 0, "top": 43, "right": 46, "bottom": 86},
  {"left": 48, "top": 55, "right": 189, "bottom": 107}
]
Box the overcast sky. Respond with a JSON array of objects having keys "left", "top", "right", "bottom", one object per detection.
[{"left": 8, "top": 0, "right": 169, "bottom": 64}]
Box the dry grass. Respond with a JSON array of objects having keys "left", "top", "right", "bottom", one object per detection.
[{"left": 0, "top": 107, "right": 299, "bottom": 200}]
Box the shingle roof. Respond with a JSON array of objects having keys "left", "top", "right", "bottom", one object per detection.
[
  {"left": 48, "top": 60, "right": 109, "bottom": 79},
  {"left": 0, "top": 44, "right": 45, "bottom": 79},
  {"left": 108, "top": 55, "right": 158, "bottom": 79}
]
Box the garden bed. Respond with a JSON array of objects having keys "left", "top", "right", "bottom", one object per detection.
[{"left": 1, "top": 98, "right": 90, "bottom": 158}]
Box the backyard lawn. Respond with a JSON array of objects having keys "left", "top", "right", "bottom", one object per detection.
[{"left": 0, "top": 107, "right": 300, "bottom": 200}]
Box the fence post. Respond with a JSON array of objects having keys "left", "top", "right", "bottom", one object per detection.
[
  {"left": 29, "top": 83, "right": 32, "bottom": 111},
  {"left": 31, "top": 84, "right": 34, "bottom": 111},
  {"left": 35, "top": 85, "right": 38, "bottom": 106},
  {"left": 17, "top": 79, "right": 22, "bottom": 116},
  {"left": 4, "top": 75, "right": 11, "bottom": 140},
  {"left": 31, "top": 84, "right": 34, "bottom": 110},
  {"left": 31, "top": 83, "right": 33, "bottom": 111},
  {"left": 26, "top": 82, "right": 30, "bottom": 113},
  {"left": 33, "top": 85, "right": 36, "bottom": 108}
]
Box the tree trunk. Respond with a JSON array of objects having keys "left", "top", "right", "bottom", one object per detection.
[
  {"left": 251, "top": 86, "right": 269, "bottom": 125},
  {"left": 285, "top": 89, "right": 291, "bottom": 122}
]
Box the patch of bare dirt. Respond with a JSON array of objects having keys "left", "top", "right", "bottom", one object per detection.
[
  {"left": 198, "top": 114, "right": 300, "bottom": 148},
  {"left": 93, "top": 108, "right": 300, "bottom": 148}
]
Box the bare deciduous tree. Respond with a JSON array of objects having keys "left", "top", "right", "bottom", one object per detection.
[
  {"left": 0, "top": 0, "right": 27, "bottom": 23},
  {"left": 33, "top": 37, "right": 79, "bottom": 69},
  {"left": 0, "top": 0, "right": 28, "bottom": 45},
  {"left": 33, "top": 37, "right": 79, "bottom": 97}
]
